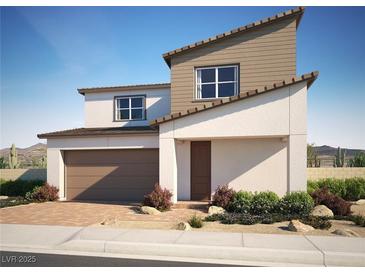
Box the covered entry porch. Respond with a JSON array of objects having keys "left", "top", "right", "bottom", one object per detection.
[{"left": 160, "top": 136, "right": 291, "bottom": 203}]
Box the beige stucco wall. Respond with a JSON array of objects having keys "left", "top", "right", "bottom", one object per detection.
[
  {"left": 307, "top": 168, "right": 365, "bottom": 180},
  {"left": 84, "top": 88, "right": 170, "bottom": 128},
  {"left": 0, "top": 169, "right": 46, "bottom": 181},
  {"left": 171, "top": 85, "right": 291, "bottom": 139},
  {"left": 159, "top": 81, "right": 308, "bottom": 199},
  {"left": 211, "top": 138, "right": 288, "bottom": 196},
  {"left": 46, "top": 134, "right": 159, "bottom": 200}
]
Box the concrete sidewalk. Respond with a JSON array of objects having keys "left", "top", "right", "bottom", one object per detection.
[{"left": 1, "top": 224, "right": 364, "bottom": 266}]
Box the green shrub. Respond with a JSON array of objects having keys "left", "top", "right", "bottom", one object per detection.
[
  {"left": 0, "top": 196, "right": 30, "bottom": 208},
  {"left": 25, "top": 183, "right": 59, "bottom": 202},
  {"left": 238, "top": 214, "right": 260, "bottom": 225},
  {"left": 307, "top": 178, "right": 365, "bottom": 201},
  {"left": 349, "top": 215, "right": 365, "bottom": 227},
  {"left": 188, "top": 215, "right": 203, "bottom": 228},
  {"left": 227, "top": 191, "right": 253, "bottom": 213},
  {"left": 250, "top": 191, "right": 280, "bottom": 215},
  {"left": 344, "top": 177, "right": 365, "bottom": 201},
  {"left": 334, "top": 215, "right": 365, "bottom": 227},
  {"left": 300, "top": 216, "right": 332, "bottom": 230},
  {"left": 204, "top": 214, "right": 224, "bottom": 222},
  {"left": 278, "top": 191, "right": 314, "bottom": 216},
  {"left": 0, "top": 179, "right": 45, "bottom": 197},
  {"left": 212, "top": 185, "right": 235, "bottom": 209},
  {"left": 220, "top": 213, "right": 241, "bottom": 224}
]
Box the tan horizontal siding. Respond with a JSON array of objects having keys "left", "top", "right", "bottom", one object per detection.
[{"left": 170, "top": 17, "right": 297, "bottom": 113}]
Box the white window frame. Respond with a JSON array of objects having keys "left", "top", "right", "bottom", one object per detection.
[
  {"left": 195, "top": 65, "right": 238, "bottom": 100},
  {"left": 114, "top": 95, "right": 146, "bottom": 121}
]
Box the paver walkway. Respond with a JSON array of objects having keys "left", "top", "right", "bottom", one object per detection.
[{"left": 0, "top": 202, "right": 207, "bottom": 227}]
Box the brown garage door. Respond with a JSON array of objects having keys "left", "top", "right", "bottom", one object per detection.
[{"left": 65, "top": 149, "right": 159, "bottom": 201}]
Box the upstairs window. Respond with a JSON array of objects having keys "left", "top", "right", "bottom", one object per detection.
[
  {"left": 196, "top": 65, "right": 238, "bottom": 99},
  {"left": 115, "top": 96, "right": 145, "bottom": 121}
]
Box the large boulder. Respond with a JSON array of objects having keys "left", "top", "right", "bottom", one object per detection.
[
  {"left": 310, "top": 205, "right": 334, "bottom": 218},
  {"left": 208, "top": 206, "right": 226, "bottom": 216},
  {"left": 288, "top": 220, "right": 315, "bottom": 233},
  {"left": 332, "top": 229, "right": 360, "bottom": 237},
  {"left": 355, "top": 199, "right": 365, "bottom": 205},
  {"left": 140, "top": 206, "right": 161, "bottom": 215},
  {"left": 0, "top": 196, "right": 9, "bottom": 200},
  {"left": 177, "top": 222, "right": 191, "bottom": 231}
]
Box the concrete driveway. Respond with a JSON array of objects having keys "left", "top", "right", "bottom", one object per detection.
[{"left": 0, "top": 202, "right": 206, "bottom": 227}]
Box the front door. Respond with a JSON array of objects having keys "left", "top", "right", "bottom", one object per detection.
[{"left": 191, "top": 141, "right": 211, "bottom": 201}]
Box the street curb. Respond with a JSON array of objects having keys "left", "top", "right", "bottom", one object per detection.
[
  {"left": 0, "top": 245, "right": 320, "bottom": 267},
  {"left": 57, "top": 239, "right": 324, "bottom": 266}
]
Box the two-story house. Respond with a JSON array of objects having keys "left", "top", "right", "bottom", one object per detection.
[{"left": 38, "top": 7, "right": 318, "bottom": 203}]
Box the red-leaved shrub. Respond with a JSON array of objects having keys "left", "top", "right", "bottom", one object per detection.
[
  {"left": 143, "top": 184, "right": 173, "bottom": 211},
  {"left": 311, "top": 187, "right": 351, "bottom": 216},
  {"left": 25, "top": 183, "right": 59, "bottom": 202},
  {"left": 212, "top": 185, "right": 235, "bottom": 209}
]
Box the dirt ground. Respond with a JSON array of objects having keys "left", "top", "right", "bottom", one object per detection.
[
  {"left": 93, "top": 203, "right": 365, "bottom": 237},
  {"left": 94, "top": 218, "right": 365, "bottom": 237},
  {"left": 2, "top": 201, "right": 364, "bottom": 237}
]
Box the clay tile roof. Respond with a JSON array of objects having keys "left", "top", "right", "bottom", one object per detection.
[
  {"left": 162, "top": 7, "right": 305, "bottom": 67},
  {"left": 150, "top": 71, "right": 319, "bottom": 126},
  {"left": 38, "top": 126, "right": 158, "bottom": 139},
  {"left": 78, "top": 83, "right": 171, "bottom": 95}
]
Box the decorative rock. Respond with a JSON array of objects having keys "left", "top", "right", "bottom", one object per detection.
[
  {"left": 140, "top": 206, "right": 161, "bottom": 215},
  {"left": 332, "top": 229, "right": 360, "bottom": 237},
  {"left": 355, "top": 199, "right": 365, "bottom": 205},
  {"left": 288, "top": 220, "right": 315, "bottom": 233},
  {"left": 310, "top": 205, "right": 334, "bottom": 218},
  {"left": 100, "top": 218, "right": 117, "bottom": 226},
  {"left": 177, "top": 222, "right": 191, "bottom": 231},
  {"left": 0, "top": 196, "right": 9, "bottom": 200},
  {"left": 208, "top": 206, "right": 226, "bottom": 216}
]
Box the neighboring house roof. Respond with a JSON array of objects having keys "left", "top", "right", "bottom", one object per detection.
[
  {"left": 150, "top": 71, "right": 319, "bottom": 126},
  {"left": 162, "top": 7, "right": 305, "bottom": 67},
  {"left": 78, "top": 83, "right": 171, "bottom": 95},
  {"left": 38, "top": 126, "right": 158, "bottom": 139}
]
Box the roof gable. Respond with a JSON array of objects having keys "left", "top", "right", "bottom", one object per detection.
[{"left": 163, "top": 7, "right": 305, "bottom": 67}]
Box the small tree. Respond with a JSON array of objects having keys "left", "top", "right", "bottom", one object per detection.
[
  {"left": 348, "top": 152, "right": 365, "bottom": 167},
  {"left": 38, "top": 156, "right": 47, "bottom": 168},
  {"left": 0, "top": 157, "right": 8, "bottom": 169},
  {"left": 8, "top": 144, "right": 19, "bottom": 169},
  {"left": 307, "top": 143, "right": 320, "bottom": 167},
  {"left": 334, "top": 147, "right": 346, "bottom": 167}
]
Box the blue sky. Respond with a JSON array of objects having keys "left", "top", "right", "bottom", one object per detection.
[{"left": 1, "top": 6, "right": 364, "bottom": 149}]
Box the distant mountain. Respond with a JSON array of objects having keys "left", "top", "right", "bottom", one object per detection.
[
  {"left": 0, "top": 143, "right": 46, "bottom": 168},
  {"left": 314, "top": 145, "right": 365, "bottom": 157}
]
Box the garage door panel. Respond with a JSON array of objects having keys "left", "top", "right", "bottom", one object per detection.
[
  {"left": 65, "top": 149, "right": 159, "bottom": 201},
  {"left": 66, "top": 164, "right": 159, "bottom": 176},
  {"left": 67, "top": 176, "right": 159, "bottom": 189},
  {"left": 65, "top": 150, "right": 158, "bottom": 165},
  {"left": 67, "top": 188, "right": 154, "bottom": 202}
]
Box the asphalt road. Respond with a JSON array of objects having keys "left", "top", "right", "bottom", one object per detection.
[{"left": 0, "top": 251, "right": 234, "bottom": 267}]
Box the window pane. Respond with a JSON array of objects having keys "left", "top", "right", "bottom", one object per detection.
[
  {"left": 201, "top": 84, "right": 216, "bottom": 98},
  {"left": 200, "top": 68, "right": 215, "bottom": 83},
  {"left": 218, "top": 67, "right": 235, "bottom": 82},
  {"left": 218, "top": 83, "right": 235, "bottom": 97},
  {"left": 118, "top": 98, "right": 129, "bottom": 108},
  {"left": 131, "top": 109, "right": 143, "bottom": 120},
  {"left": 119, "top": 109, "right": 129, "bottom": 120},
  {"left": 131, "top": 97, "right": 143, "bottom": 107}
]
